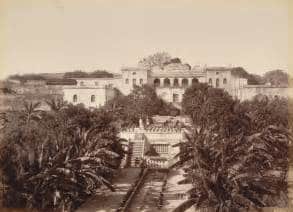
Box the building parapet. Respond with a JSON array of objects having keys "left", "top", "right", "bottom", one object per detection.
[
  {"left": 62, "top": 86, "right": 111, "bottom": 89},
  {"left": 243, "top": 84, "right": 289, "bottom": 88},
  {"left": 151, "top": 69, "right": 206, "bottom": 78},
  {"left": 121, "top": 67, "right": 148, "bottom": 72},
  {"left": 120, "top": 126, "right": 182, "bottom": 134}
]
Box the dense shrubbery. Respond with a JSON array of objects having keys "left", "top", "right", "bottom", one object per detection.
[
  {"left": 104, "top": 85, "right": 180, "bottom": 127},
  {"left": 174, "top": 83, "right": 290, "bottom": 212},
  {"left": 0, "top": 101, "right": 126, "bottom": 211}
]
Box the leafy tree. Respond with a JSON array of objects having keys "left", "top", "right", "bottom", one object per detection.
[
  {"left": 263, "top": 70, "right": 289, "bottom": 86},
  {"left": 0, "top": 102, "right": 126, "bottom": 210},
  {"left": 163, "top": 57, "right": 182, "bottom": 66},
  {"left": 19, "top": 101, "right": 42, "bottom": 125},
  {"left": 0, "top": 87, "right": 17, "bottom": 94},
  {"left": 138, "top": 52, "right": 172, "bottom": 69},
  {"left": 63, "top": 70, "right": 88, "bottom": 78},
  {"left": 241, "top": 95, "right": 288, "bottom": 133},
  {"left": 90, "top": 70, "right": 113, "bottom": 78},
  {"left": 175, "top": 82, "right": 289, "bottom": 211},
  {"left": 46, "top": 98, "right": 67, "bottom": 112},
  {"left": 104, "top": 85, "right": 180, "bottom": 127},
  {"left": 230, "top": 67, "right": 264, "bottom": 85},
  {"left": 182, "top": 83, "right": 248, "bottom": 137},
  {"left": 247, "top": 74, "right": 264, "bottom": 85}
]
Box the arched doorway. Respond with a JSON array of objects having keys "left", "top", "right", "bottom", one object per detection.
[
  {"left": 192, "top": 78, "right": 199, "bottom": 85},
  {"left": 154, "top": 78, "right": 160, "bottom": 87},
  {"left": 91, "top": 95, "right": 95, "bottom": 102},
  {"left": 223, "top": 78, "right": 227, "bottom": 85},
  {"left": 173, "top": 78, "right": 179, "bottom": 87},
  {"left": 216, "top": 78, "right": 220, "bottom": 88},
  {"left": 182, "top": 78, "right": 188, "bottom": 87},
  {"left": 73, "top": 94, "right": 77, "bottom": 102},
  {"left": 163, "top": 78, "right": 171, "bottom": 87}
]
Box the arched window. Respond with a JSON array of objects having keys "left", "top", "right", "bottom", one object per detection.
[
  {"left": 73, "top": 94, "right": 77, "bottom": 102},
  {"left": 192, "top": 78, "right": 199, "bottom": 85},
  {"left": 216, "top": 78, "right": 220, "bottom": 87},
  {"left": 91, "top": 95, "right": 95, "bottom": 102},
  {"left": 182, "top": 78, "right": 188, "bottom": 87},
  {"left": 125, "top": 78, "right": 129, "bottom": 84},
  {"left": 163, "top": 78, "right": 171, "bottom": 87},
  {"left": 208, "top": 78, "right": 212, "bottom": 85},
  {"left": 173, "top": 78, "right": 179, "bottom": 87},
  {"left": 154, "top": 78, "right": 160, "bottom": 87},
  {"left": 140, "top": 79, "right": 143, "bottom": 84},
  {"left": 223, "top": 78, "right": 227, "bottom": 84},
  {"left": 80, "top": 81, "right": 84, "bottom": 86}
]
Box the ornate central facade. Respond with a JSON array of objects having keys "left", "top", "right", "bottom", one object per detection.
[{"left": 63, "top": 64, "right": 250, "bottom": 108}]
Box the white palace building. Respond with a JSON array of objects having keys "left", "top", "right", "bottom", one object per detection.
[
  {"left": 63, "top": 63, "right": 290, "bottom": 109},
  {"left": 62, "top": 63, "right": 291, "bottom": 168}
]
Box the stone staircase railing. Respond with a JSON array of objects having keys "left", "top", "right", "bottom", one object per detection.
[
  {"left": 116, "top": 168, "right": 149, "bottom": 212},
  {"left": 145, "top": 157, "right": 168, "bottom": 169}
]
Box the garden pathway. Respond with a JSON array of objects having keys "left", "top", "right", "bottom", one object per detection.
[
  {"left": 77, "top": 168, "right": 140, "bottom": 212},
  {"left": 128, "top": 170, "right": 166, "bottom": 212},
  {"left": 163, "top": 168, "right": 192, "bottom": 211}
]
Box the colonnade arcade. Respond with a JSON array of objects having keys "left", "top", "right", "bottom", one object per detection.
[{"left": 153, "top": 77, "right": 199, "bottom": 87}]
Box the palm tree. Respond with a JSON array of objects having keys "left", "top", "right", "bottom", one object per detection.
[
  {"left": 172, "top": 125, "right": 289, "bottom": 212},
  {"left": 0, "top": 104, "right": 127, "bottom": 210},
  {"left": 19, "top": 101, "right": 42, "bottom": 124},
  {"left": 46, "top": 98, "right": 67, "bottom": 112}
]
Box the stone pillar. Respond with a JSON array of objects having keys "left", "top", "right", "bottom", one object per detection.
[
  {"left": 160, "top": 78, "right": 164, "bottom": 87},
  {"left": 170, "top": 78, "right": 174, "bottom": 87},
  {"left": 188, "top": 78, "right": 192, "bottom": 86},
  {"left": 178, "top": 78, "right": 182, "bottom": 87}
]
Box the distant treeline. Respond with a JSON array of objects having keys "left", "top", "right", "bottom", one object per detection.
[
  {"left": 8, "top": 74, "right": 45, "bottom": 82},
  {"left": 63, "top": 70, "right": 114, "bottom": 78},
  {"left": 8, "top": 70, "right": 114, "bottom": 85},
  {"left": 230, "top": 67, "right": 290, "bottom": 86}
]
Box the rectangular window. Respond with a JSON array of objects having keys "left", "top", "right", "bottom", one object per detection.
[
  {"left": 173, "top": 93, "right": 179, "bottom": 103},
  {"left": 133, "top": 78, "right": 136, "bottom": 85}
]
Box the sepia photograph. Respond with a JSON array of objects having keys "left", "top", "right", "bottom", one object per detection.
[{"left": 0, "top": 0, "right": 292, "bottom": 211}]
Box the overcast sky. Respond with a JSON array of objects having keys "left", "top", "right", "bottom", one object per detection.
[{"left": 0, "top": 0, "right": 289, "bottom": 79}]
